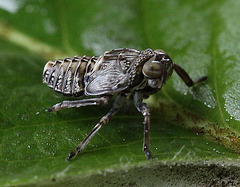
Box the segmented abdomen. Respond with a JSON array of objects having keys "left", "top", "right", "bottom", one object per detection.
[{"left": 43, "top": 56, "right": 97, "bottom": 97}]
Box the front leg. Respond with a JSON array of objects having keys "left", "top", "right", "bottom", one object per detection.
[{"left": 134, "top": 92, "right": 151, "bottom": 160}]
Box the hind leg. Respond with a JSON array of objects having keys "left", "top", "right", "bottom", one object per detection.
[
  {"left": 47, "top": 96, "right": 111, "bottom": 112},
  {"left": 67, "top": 95, "right": 125, "bottom": 161}
]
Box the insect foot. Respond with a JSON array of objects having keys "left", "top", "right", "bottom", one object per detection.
[
  {"left": 47, "top": 103, "right": 62, "bottom": 112},
  {"left": 46, "top": 107, "right": 54, "bottom": 112},
  {"left": 144, "top": 146, "right": 151, "bottom": 160},
  {"left": 66, "top": 150, "right": 78, "bottom": 162},
  {"left": 43, "top": 48, "right": 207, "bottom": 161}
]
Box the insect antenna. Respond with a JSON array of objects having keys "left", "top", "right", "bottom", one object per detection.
[
  {"left": 173, "top": 63, "right": 207, "bottom": 87},
  {"left": 193, "top": 76, "right": 208, "bottom": 85}
]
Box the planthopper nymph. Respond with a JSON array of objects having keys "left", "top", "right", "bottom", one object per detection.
[{"left": 43, "top": 48, "right": 207, "bottom": 161}]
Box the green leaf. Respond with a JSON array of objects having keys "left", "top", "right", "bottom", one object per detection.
[{"left": 1, "top": 0, "right": 240, "bottom": 186}]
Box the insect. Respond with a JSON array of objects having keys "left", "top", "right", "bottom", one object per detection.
[{"left": 43, "top": 48, "right": 207, "bottom": 161}]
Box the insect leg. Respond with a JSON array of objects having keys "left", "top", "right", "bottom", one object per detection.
[
  {"left": 173, "top": 63, "right": 207, "bottom": 87},
  {"left": 125, "top": 93, "right": 134, "bottom": 114},
  {"left": 47, "top": 96, "right": 111, "bottom": 112},
  {"left": 67, "top": 95, "right": 124, "bottom": 161},
  {"left": 134, "top": 92, "right": 151, "bottom": 160}
]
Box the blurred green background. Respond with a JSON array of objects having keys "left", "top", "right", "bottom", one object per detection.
[{"left": 0, "top": 0, "right": 240, "bottom": 186}]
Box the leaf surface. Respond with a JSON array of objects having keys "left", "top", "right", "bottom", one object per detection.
[{"left": 0, "top": 0, "right": 240, "bottom": 186}]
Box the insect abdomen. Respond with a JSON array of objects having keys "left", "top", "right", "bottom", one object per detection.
[{"left": 43, "top": 56, "right": 93, "bottom": 97}]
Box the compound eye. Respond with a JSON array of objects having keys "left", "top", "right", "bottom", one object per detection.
[{"left": 142, "top": 60, "right": 163, "bottom": 79}]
